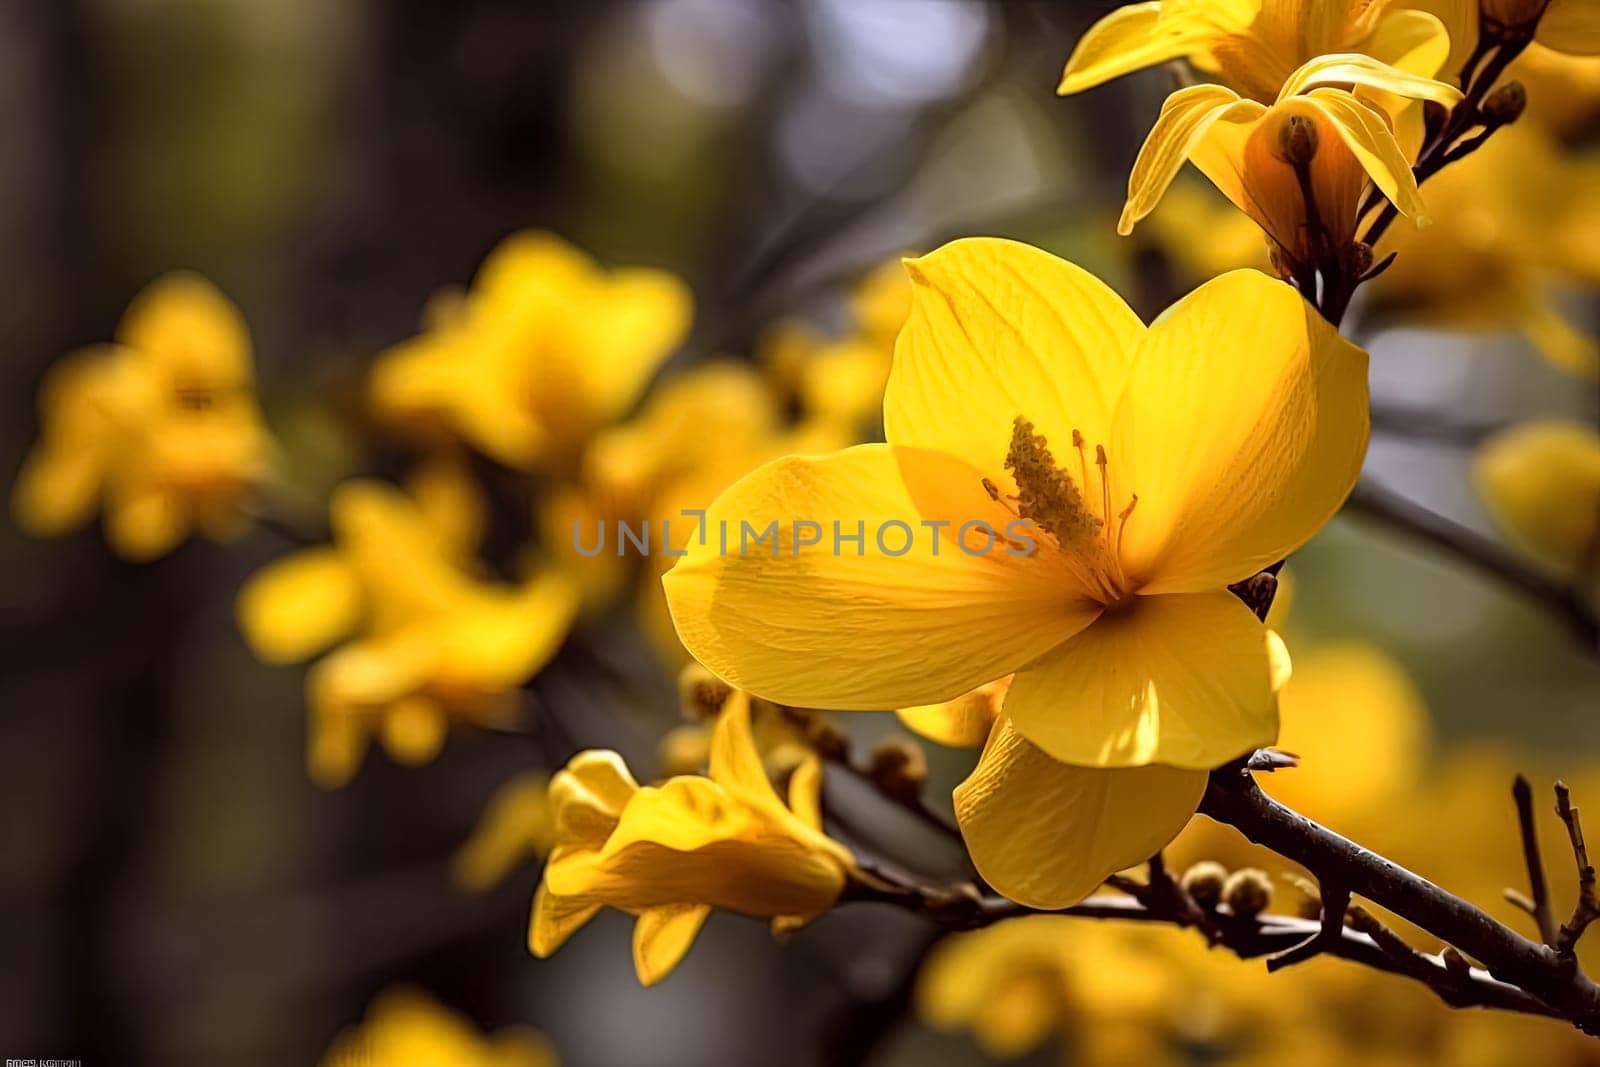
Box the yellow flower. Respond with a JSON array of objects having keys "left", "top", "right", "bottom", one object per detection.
[
  {"left": 1475, "top": 419, "right": 1600, "bottom": 573},
  {"left": 1370, "top": 125, "right": 1600, "bottom": 376},
  {"left": 320, "top": 987, "right": 555, "bottom": 1067},
  {"left": 530, "top": 692, "right": 855, "bottom": 985},
  {"left": 453, "top": 772, "right": 555, "bottom": 893},
  {"left": 13, "top": 273, "right": 276, "bottom": 560},
  {"left": 666, "top": 237, "right": 1367, "bottom": 905},
  {"left": 1059, "top": 0, "right": 1454, "bottom": 103},
  {"left": 1119, "top": 56, "right": 1461, "bottom": 278},
  {"left": 578, "top": 361, "right": 851, "bottom": 664},
  {"left": 237, "top": 479, "right": 578, "bottom": 787},
  {"left": 370, "top": 231, "right": 692, "bottom": 472}
]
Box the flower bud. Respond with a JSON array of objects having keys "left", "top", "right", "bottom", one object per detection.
[
  {"left": 1275, "top": 114, "right": 1319, "bottom": 168},
  {"left": 867, "top": 734, "right": 929, "bottom": 803},
  {"left": 677, "top": 661, "right": 731, "bottom": 722},
  {"left": 1481, "top": 80, "right": 1527, "bottom": 127},
  {"left": 1480, "top": 0, "right": 1551, "bottom": 33},
  {"left": 1222, "top": 867, "right": 1274, "bottom": 919},
  {"left": 1180, "top": 860, "right": 1229, "bottom": 910},
  {"left": 1351, "top": 241, "right": 1375, "bottom": 279},
  {"left": 795, "top": 710, "right": 851, "bottom": 761}
]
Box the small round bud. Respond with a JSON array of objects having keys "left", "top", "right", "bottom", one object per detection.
[
  {"left": 1275, "top": 114, "right": 1319, "bottom": 167},
  {"left": 1222, "top": 868, "right": 1274, "bottom": 919},
  {"left": 677, "top": 662, "right": 731, "bottom": 722},
  {"left": 796, "top": 710, "right": 851, "bottom": 761},
  {"left": 1351, "top": 241, "right": 1375, "bottom": 279},
  {"left": 867, "top": 734, "right": 929, "bottom": 803},
  {"left": 1179, "top": 861, "right": 1229, "bottom": 910},
  {"left": 1481, "top": 80, "right": 1527, "bottom": 127}
]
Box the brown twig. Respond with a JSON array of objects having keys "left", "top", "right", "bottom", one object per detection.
[
  {"left": 1556, "top": 781, "right": 1600, "bottom": 956},
  {"left": 1268, "top": 883, "right": 1350, "bottom": 972},
  {"left": 1511, "top": 775, "right": 1560, "bottom": 946},
  {"left": 840, "top": 864, "right": 1560, "bottom": 1020}
]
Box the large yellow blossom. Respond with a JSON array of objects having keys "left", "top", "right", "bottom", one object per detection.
[
  {"left": 320, "top": 987, "right": 554, "bottom": 1067},
  {"left": 666, "top": 238, "right": 1368, "bottom": 905},
  {"left": 13, "top": 273, "right": 276, "bottom": 560},
  {"left": 1118, "top": 55, "right": 1461, "bottom": 277},
  {"left": 237, "top": 478, "right": 578, "bottom": 786},
  {"left": 530, "top": 692, "right": 855, "bottom": 985},
  {"left": 369, "top": 231, "right": 692, "bottom": 472},
  {"left": 1370, "top": 124, "right": 1600, "bottom": 376},
  {"left": 1059, "top": 0, "right": 1455, "bottom": 102},
  {"left": 1475, "top": 419, "right": 1600, "bottom": 573}
]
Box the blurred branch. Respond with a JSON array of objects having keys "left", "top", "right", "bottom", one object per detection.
[
  {"left": 1370, "top": 403, "right": 1511, "bottom": 447},
  {"left": 1344, "top": 479, "right": 1600, "bottom": 657}
]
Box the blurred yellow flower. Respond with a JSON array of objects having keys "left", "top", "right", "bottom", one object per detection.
[
  {"left": 320, "top": 987, "right": 555, "bottom": 1067},
  {"left": 1262, "top": 641, "right": 1431, "bottom": 824},
  {"left": 577, "top": 361, "right": 849, "bottom": 664},
  {"left": 1059, "top": 0, "right": 1454, "bottom": 103},
  {"left": 454, "top": 772, "right": 555, "bottom": 893},
  {"left": 919, "top": 916, "right": 1288, "bottom": 1064},
  {"left": 1118, "top": 56, "right": 1461, "bottom": 279},
  {"left": 1371, "top": 125, "right": 1600, "bottom": 376},
  {"left": 530, "top": 691, "right": 854, "bottom": 985},
  {"left": 667, "top": 238, "right": 1366, "bottom": 905},
  {"left": 370, "top": 231, "right": 692, "bottom": 472},
  {"left": 237, "top": 478, "right": 578, "bottom": 787},
  {"left": 1511, "top": 43, "right": 1600, "bottom": 134},
  {"left": 1475, "top": 419, "right": 1600, "bottom": 573},
  {"left": 13, "top": 273, "right": 276, "bottom": 560}
]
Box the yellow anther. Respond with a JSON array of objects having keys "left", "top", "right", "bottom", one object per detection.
[{"left": 1005, "top": 416, "right": 1101, "bottom": 547}]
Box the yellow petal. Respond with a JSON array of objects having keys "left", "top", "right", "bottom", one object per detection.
[
  {"left": 570, "top": 267, "right": 694, "bottom": 425},
  {"left": 528, "top": 881, "right": 602, "bottom": 957},
  {"left": 405, "top": 454, "right": 487, "bottom": 559},
  {"left": 1119, "top": 87, "right": 1252, "bottom": 235},
  {"left": 12, "top": 445, "right": 104, "bottom": 537},
  {"left": 632, "top": 904, "right": 712, "bottom": 986},
  {"left": 550, "top": 750, "right": 640, "bottom": 850},
  {"left": 1277, "top": 53, "right": 1462, "bottom": 108},
  {"left": 954, "top": 717, "right": 1206, "bottom": 907},
  {"left": 452, "top": 772, "right": 554, "bottom": 892},
  {"left": 664, "top": 443, "right": 1100, "bottom": 710},
  {"left": 896, "top": 677, "right": 1010, "bottom": 748},
  {"left": 884, "top": 238, "right": 1145, "bottom": 483},
  {"left": 105, "top": 480, "right": 187, "bottom": 561},
  {"left": 236, "top": 548, "right": 363, "bottom": 664},
  {"left": 1521, "top": 301, "right": 1600, "bottom": 379},
  {"left": 788, "top": 755, "right": 826, "bottom": 833},
  {"left": 1298, "top": 90, "right": 1426, "bottom": 223},
  {"left": 435, "top": 573, "right": 580, "bottom": 689},
  {"left": 1475, "top": 419, "right": 1600, "bottom": 573},
  {"left": 1363, "top": 10, "right": 1453, "bottom": 79},
  {"left": 709, "top": 690, "right": 783, "bottom": 809},
  {"left": 1113, "top": 269, "right": 1369, "bottom": 593},
  {"left": 1003, "top": 591, "right": 1279, "bottom": 769},
  {"left": 381, "top": 695, "right": 448, "bottom": 766},
  {"left": 1057, "top": 2, "right": 1203, "bottom": 95},
  {"left": 117, "top": 272, "right": 253, "bottom": 388}
]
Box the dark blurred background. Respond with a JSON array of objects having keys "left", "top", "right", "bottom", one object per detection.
[{"left": 1, "top": 2, "right": 1595, "bottom": 1065}]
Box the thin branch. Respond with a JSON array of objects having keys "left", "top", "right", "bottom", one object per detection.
[
  {"left": 1511, "top": 775, "right": 1560, "bottom": 946},
  {"left": 1370, "top": 403, "right": 1510, "bottom": 447},
  {"left": 1267, "top": 883, "right": 1350, "bottom": 972},
  {"left": 1200, "top": 762, "right": 1600, "bottom": 1033},
  {"left": 1343, "top": 480, "right": 1600, "bottom": 656},
  {"left": 1556, "top": 781, "right": 1600, "bottom": 956}
]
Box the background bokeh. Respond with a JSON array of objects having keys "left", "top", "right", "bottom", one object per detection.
[{"left": 1, "top": 1, "right": 1596, "bottom": 1065}]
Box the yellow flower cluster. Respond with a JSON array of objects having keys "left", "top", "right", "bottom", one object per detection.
[
  {"left": 237, "top": 473, "right": 578, "bottom": 787},
  {"left": 530, "top": 691, "right": 855, "bottom": 985},
  {"left": 14, "top": 274, "right": 277, "bottom": 560}
]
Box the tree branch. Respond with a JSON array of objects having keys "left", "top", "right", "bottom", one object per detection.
[{"left": 1343, "top": 479, "right": 1600, "bottom": 656}]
